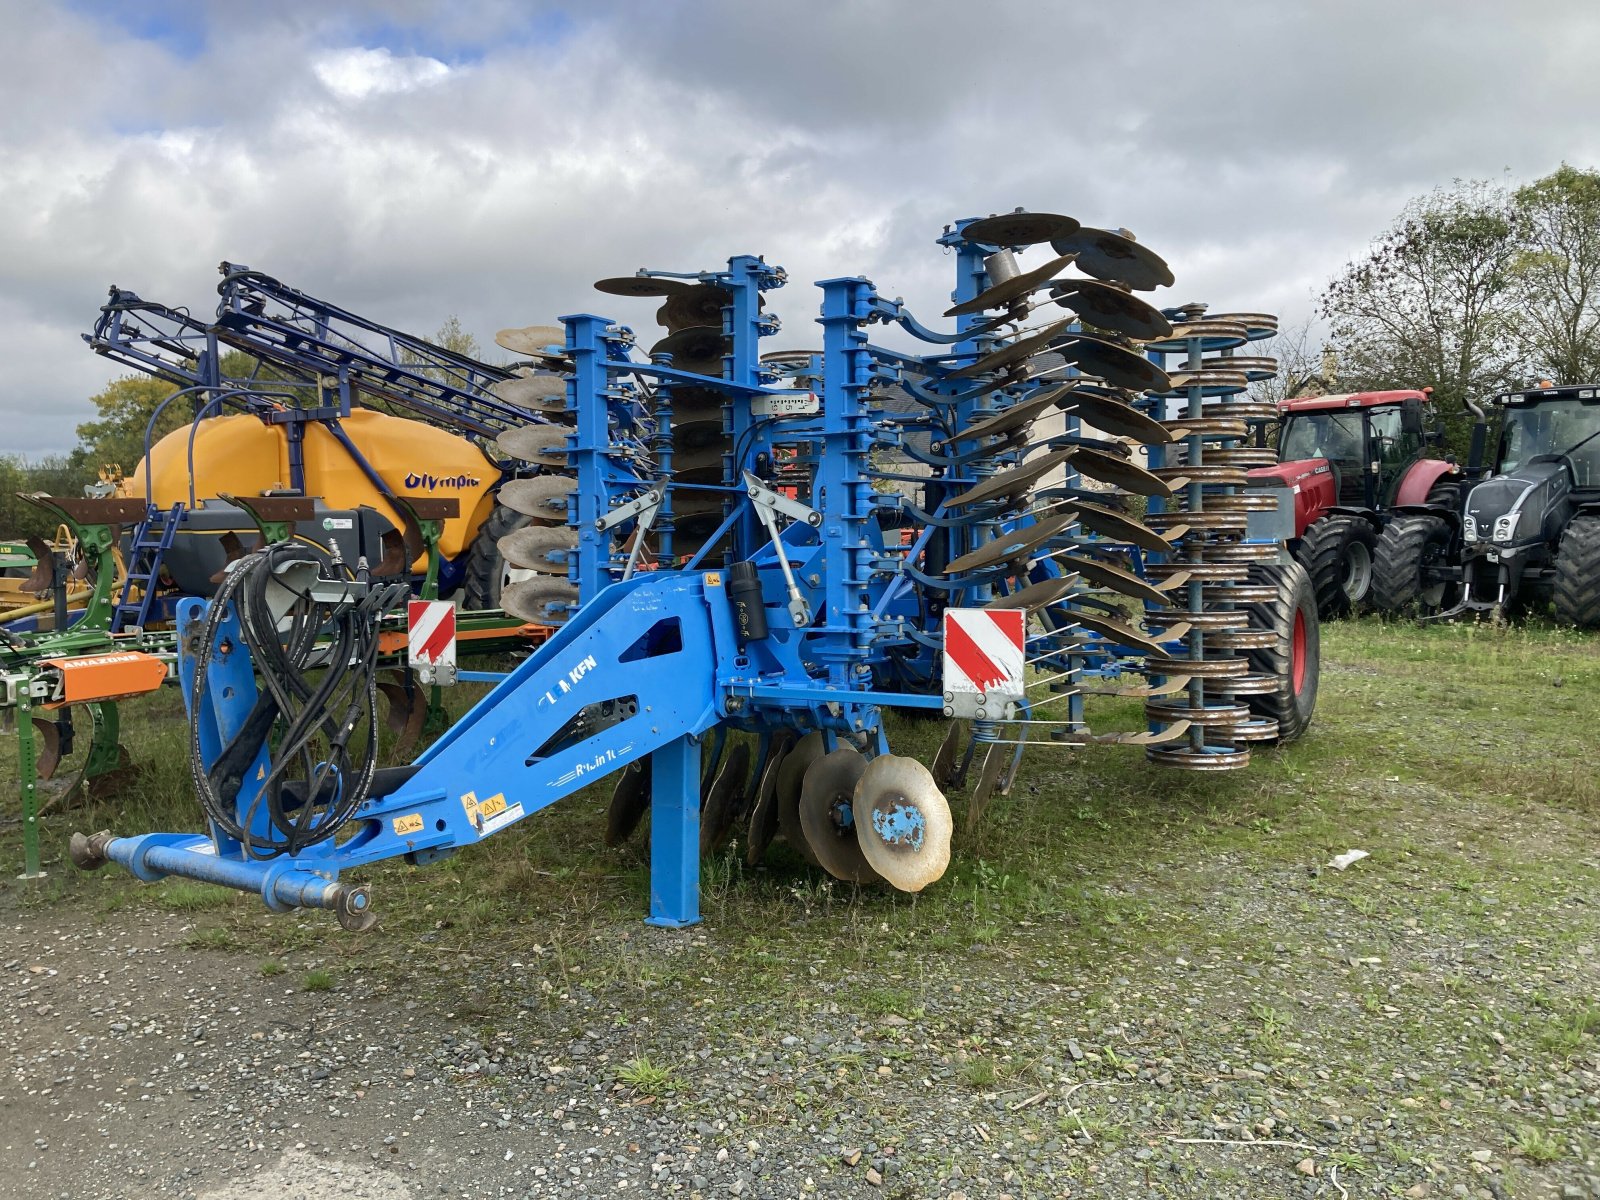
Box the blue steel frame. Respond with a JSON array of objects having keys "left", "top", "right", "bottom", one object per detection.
[{"left": 92, "top": 213, "right": 1242, "bottom": 924}]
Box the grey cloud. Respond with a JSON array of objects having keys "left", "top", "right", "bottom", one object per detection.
[{"left": 3, "top": 1, "right": 1599, "bottom": 457}]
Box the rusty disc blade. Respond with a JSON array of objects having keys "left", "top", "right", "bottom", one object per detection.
[
  {"left": 496, "top": 424, "right": 569, "bottom": 468},
  {"left": 650, "top": 324, "right": 731, "bottom": 364},
  {"left": 1072, "top": 500, "right": 1174, "bottom": 553},
  {"left": 700, "top": 741, "right": 752, "bottom": 856},
  {"left": 1069, "top": 446, "right": 1175, "bottom": 498},
  {"left": 947, "top": 448, "right": 1075, "bottom": 510},
  {"left": 967, "top": 742, "right": 1010, "bottom": 832},
  {"left": 946, "top": 252, "right": 1078, "bottom": 317},
  {"left": 852, "top": 754, "right": 951, "bottom": 893},
  {"left": 1058, "top": 334, "right": 1173, "bottom": 393},
  {"left": 1072, "top": 611, "right": 1172, "bottom": 658},
  {"left": 497, "top": 525, "right": 577, "bottom": 575},
  {"left": 961, "top": 211, "right": 1081, "bottom": 247},
  {"left": 775, "top": 732, "right": 826, "bottom": 866},
  {"left": 1050, "top": 227, "right": 1175, "bottom": 291},
  {"left": 495, "top": 324, "right": 566, "bottom": 357},
  {"left": 656, "top": 286, "right": 733, "bottom": 333},
  {"left": 1052, "top": 279, "right": 1174, "bottom": 340},
  {"left": 954, "top": 384, "right": 1077, "bottom": 444},
  {"left": 950, "top": 320, "right": 1071, "bottom": 380},
  {"left": 944, "top": 512, "right": 1077, "bottom": 575},
  {"left": 1063, "top": 389, "right": 1176, "bottom": 444},
  {"left": 746, "top": 731, "right": 797, "bottom": 866},
  {"left": 931, "top": 720, "right": 965, "bottom": 786},
  {"left": 594, "top": 275, "right": 692, "bottom": 298},
  {"left": 501, "top": 577, "right": 579, "bottom": 625},
  {"left": 672, "top": 443, "right": 726, "bottom": 485},
  {"left": 605, "top": 759, "right": 652, "bottom": 846},
  {"left": 983, "top": 574, "right": 1077, "bottom": 612},
  {"left": 799, "top": 748, "right": 882, "bottom": 885},
  {"left": 490, "top": 372, "right": 566, "bottom": 404},
  {"left": 499, "top": 475, "right": 577, "bottom": 522},
  {"left": 1063, "top": 554, "right": 1172, "bottom": 606}
]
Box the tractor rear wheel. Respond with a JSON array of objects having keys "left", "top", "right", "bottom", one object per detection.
[
  {"left": 1424, "top": 478, "right": 1462, "bottom": 510},
  {"left": 462, "top": 504, "right": 533, "bottom": 611},
  {"left": 1552, "top": 514, "right": 1600, "bottom": 629},
  {"left": 1371, "top": 514, "right": 1457, "bottom": 616},
  {"left": 1240, "top": 560, "right": 1319, "bottom": 744},
  {"left": 1297, "top": 514, "right": 1377, "bottom": 619}
]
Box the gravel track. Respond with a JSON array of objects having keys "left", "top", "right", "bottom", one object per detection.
[{"left": 4, "top": 779, "right": 1597, "bottom": 1200}]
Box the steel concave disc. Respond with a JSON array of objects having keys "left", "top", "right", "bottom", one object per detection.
[
  {"left": 746, "top": 732, "right": 797, "bottom": 866},
  {"left": 594, "top": 275, "right": 693, "bottom": 298},
  {"left": 775, "top": 732, "right": 826, "bottom": 866},
  {"left": 605, "top": 760, "right": 651, "bottom": 846},
  {"left": 1049, "top": 227, "right": 1175, "bottom": 291},
  {"left": 950, "top": 320, "right": 1071, "bottom": 380},
  {"left": 954, "top": 384, "right": 1076, "bottom": 443},
  {"left": 495, "top": 424, "right": 570, "bottom": 468},
  {"left": 497, "top": 525, "right": 577, "bottom": 575},
  {"left": 946, "top": 448, "right": 1075, "bottom": 510},
  {"left": 943, "top": 512, "right": 1077, "bottom": 575},
  {"left": 657, "top": 285, "right": 734, "bottom": 332},
  {"left": 496, "top": 324, "right": 567, "bottom": 357},
  {"left": 983, "top": 573, "right": 1078, "bottom": 611},
  {"left": 1058, "top": 334, "right": 1173, "bottom": 393},
  {"left": 1064, "top": 553, "right": 1173, "bottom": 606},
  {"left": 501, "top": 576, "right": 579, "bottom": 625},
  {"left": 852, "top": 755, "right": 952, "bottom": 893},
  {"left": 499, "top": 475, "right": 577, "bottom": 522},
  {"left": 799, "top": 748, "right": 882, "bottom": 885},
  {"left": 1069, "top": 446, "right": 1175, "bottom": 498},
  {"left": 961, "top": 211, "right": 1081, "bottom": 247},
  {"left": 1052, "top": 279, "right": 1174, "bottom": 340},
  {"left": 946, "top": 253, "right": 1078, "bottom": 317},
  {"left": 1063, "top": 390, "right": 1176, "bottom": 444},
  {"left": 1072, "top": 500, "right": 1173, "bottom": 553},
  {"left": 700, "top": 741, "right": 752, "bottom": 857}
]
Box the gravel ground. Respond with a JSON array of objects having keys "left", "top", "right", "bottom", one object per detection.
[{"left": 4, "top": 778, "right": 1598, "bottom": 1200}]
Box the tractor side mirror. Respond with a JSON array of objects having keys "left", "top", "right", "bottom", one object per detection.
[{"left": 1401, "top": 397, "right": 1425, "bottom": 436}]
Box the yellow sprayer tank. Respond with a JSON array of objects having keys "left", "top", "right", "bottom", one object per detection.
[{"left": 126, "top": 408, "right": 500, "bottom": 591}]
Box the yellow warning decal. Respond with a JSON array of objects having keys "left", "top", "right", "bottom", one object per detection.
[
  {"left": 478, "top": 793, "right": 508, "bottom": 820},
  {"left": 460, "top": 791, "right": 480, "bottom": 821},
  {"left": 392, "top": 812, "right": 424, "bottom": 836},
  {"left": 704, "top": 572, "right": 722, "bottom": 587}
]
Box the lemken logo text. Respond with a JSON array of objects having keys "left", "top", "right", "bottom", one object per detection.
[{"left": 404, "top": 472, "right": 481, "bottom": 491}]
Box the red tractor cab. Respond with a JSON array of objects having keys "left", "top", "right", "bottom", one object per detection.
[{"left": 1245, "top": 389, "right": 1461, "bottom": 618}]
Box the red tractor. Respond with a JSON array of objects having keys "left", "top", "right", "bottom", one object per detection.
[{"left": 1246, "top": 389, "right": 1462, "bottom": 618}]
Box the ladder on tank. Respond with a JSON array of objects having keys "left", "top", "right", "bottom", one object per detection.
[{"left": 113, "top": 503, "right": 185, "bottom": 632}]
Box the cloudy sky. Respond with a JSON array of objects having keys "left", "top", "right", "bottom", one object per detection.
[{"left": 4, "top": 0, "right": 1599, "bottom": 458}]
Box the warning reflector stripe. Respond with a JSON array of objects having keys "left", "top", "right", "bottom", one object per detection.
[
  {"left": 408, "top": 600, "right": 457, "bottom": 666},
  {"left": 944, "top": 615, "right": 1008, "bottom": 691},
  {"left": 942, "top": 608, "right": 1026, "bottom": 698}
]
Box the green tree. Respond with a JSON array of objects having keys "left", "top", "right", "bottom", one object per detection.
[
  {"left": 0, "top": 455, "right": 95, "bottom": 541},
  {"left": 74, "top": 373, "right": 193, "bottom": 473},
  {"left": 1509, "top": 164, "right": 1600, "bottom": 383},
  {"left": 1320, "top": 180, "right": 1520, "bottom": 453}
]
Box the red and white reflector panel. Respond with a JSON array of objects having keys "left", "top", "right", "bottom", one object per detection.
[
  {"left": 941, "top": 608, "right": 1025, "bottom": 699},
  {"left": 407, "top": 600, "right": 457, "bottom": 668}
]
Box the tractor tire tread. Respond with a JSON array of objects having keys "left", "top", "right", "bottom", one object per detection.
[
  {"left": 1241, "top": 560, "right": 1319, "bottom": 744},
  {"left": 1370, "top": 513, "right": 1448, "bottom": 615},
  {"left": 462, "top": 504, "right": 532, "bottom": 611},
  {"left": 1299, "top": 514, "right": 1377, "bottom": 619},
  {"left": 1552, "top": 515, "right": 1600, "bottom": 629}
]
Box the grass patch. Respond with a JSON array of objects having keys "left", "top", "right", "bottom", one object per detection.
[
  {"left": 962, "top": 1055, "right": 999, "bottom": 1088},
  {"left": 182, "top": 925, "right": 237, "bottom": 950},
  {"left": 260, "top": 960, "right": 286, "bottom": 977},
  {"left": 1514, "top": 1125, "right": 1564, "bottom": 1163},
  {"left": 154, "top": 881, "right": 236, "bottom": 913},
  {"left": 616, "top": 1056, "right": 683, "bottom": 1098},
  {"left": 302, "top": 969, "right": 335, "bottom": 992}
]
